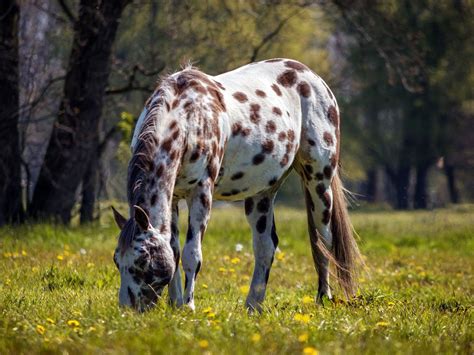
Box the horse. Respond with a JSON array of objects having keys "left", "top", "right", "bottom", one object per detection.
[{"left": 111, "top": 58, "right": 362, "bottom": 312}]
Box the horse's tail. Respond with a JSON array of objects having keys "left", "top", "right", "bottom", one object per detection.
[{"left": 330, "top": 172, "right": 363, "bottom": 298}]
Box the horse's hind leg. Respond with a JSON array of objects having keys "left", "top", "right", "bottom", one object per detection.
[
  {"left": 244, "top": 191, "right": 279, "bottom": 312},
  {"left": 301, "top": 175, "right": 334, "bottom": 300}
]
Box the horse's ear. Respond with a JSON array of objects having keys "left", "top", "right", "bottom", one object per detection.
[
  {"left": 111, "top": 206, "right": 127, "bottom": 230},
  {"left": 133, "top": 205, "right": 150, "bottom": 231}
]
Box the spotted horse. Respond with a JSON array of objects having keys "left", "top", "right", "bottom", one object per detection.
[{"left": 112, "top": 58, "right": 363, "bottom": 312}]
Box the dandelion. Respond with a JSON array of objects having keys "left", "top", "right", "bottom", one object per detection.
[
  {"left": 375, "top": 321, "right": 389, "bottom": 328},
  {"left": 387, "top": 301, "right": 395, "bottom": 307},
  {"left": 298, "top": 332, "right": 309, "bottom": 342},
  {"left": 219, "top": 267, "right": 227, "bottom": 273},
  {"left": 198, "top": 339, "right": 209, "bottom": 348},
  {"left": 57, "top": 255, "right": 64, "bottom": 261},
  {"left": 239, "top": 285, "right": 250, "bottom": 294},
  {"left": 31, "top": 266, "right": 39, "bottom": 273},
  {"left": 303, "top": 346, "right": 318, "bottom": 355},
  {"left": 87, "top": 262, "right": 95, "bottom": 268},
  {"left": 202, "top": 307, "right": 213, "bottom": 314},
  {"left": 276, "top": 251, "right": 285, "bottom": 261},
  {"left": 46, "top": 318, "right": 55, "bottom": 325},
  {"left": 21, "top": 250, "right": 27, "bottom": 256},
  {"left": 3, "top": 252, "right": 12, "bottom": 258},
  {"left": 223, "top": 255, "right": 230, "bottom": 261},
  {"left": 36, "top": 325, "right": 45, "bottom": 335},
  {"left": 229, "top": 268, "right": 235, "bottom": 273},
  {"left": 294, "top": 313, "right": 311, "bottom": 324},
  {"left": 231, "top": 257, "right": 240, "bottom": 264},
  {"left": 302, "top": 296, "right": 313, "bottom": 304},
  {"left": 202, "top": 283, "right": 208, "bottom": 289},
  {"left": 251, "top": 333, "right": 261, "bottom": 342},
  {"left": 67, "top": 320, "right": 80, "bottom": 328}
]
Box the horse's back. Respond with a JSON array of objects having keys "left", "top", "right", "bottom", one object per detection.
[{"left": 210, "top": 59, "right": 337, "bottom": 200}]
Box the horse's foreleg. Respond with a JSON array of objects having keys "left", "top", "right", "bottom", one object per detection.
[
  {"left": 168, "top": 201, "right": 183, "bottom": 307},
  {"left": 244, "top": 192, "right": 278, "bottom": 313},
  {"left": 182, "top": 179, "right": 213, "bottom": 310}
]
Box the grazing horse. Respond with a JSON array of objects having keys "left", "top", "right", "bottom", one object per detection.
[{"left": 112, "top": 58, "right": 362, "bottom": 312}]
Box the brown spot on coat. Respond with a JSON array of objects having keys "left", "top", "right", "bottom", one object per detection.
[
  {"left": 277, "top": 70, "right": 297, "bottom": 87},
  {"left": 297, "top": 81, "right": 311, "bottom": 98},
  {"left": 323, "top": 131, "right": 334, "bottom": 146},
  {"left": 284, "top": 60, "right": 308, "bottom": 72},
  {"left": 249, "top": 103, "right": 261, "bottom": 124},
  {"left": 266, "top": 120, "right": 276, "bottom": 133},
  {"left": 233, "top": 92, "right": 248, "bottom": 103},
  {"left": 278, "top": 131, "right": 287, "bottom": 141},
  {"left": 255, "top": 89, "right": 266, "bottom": 97},
  {"left": 280, "top": 154, "right": 289, "bottom": 167},
  {"left": 200, "top": 193, "right": 210, "bottom": 210},
  {"left": 272, "top": 107, "right": 282, "bottom": 116},
  {"left": 328, "top": 105, "right": 339, "bottom": 126},
  {"left": 271, "top": 84, "right": 282, "bottom": 96},
  {"left": 161, "top": 137, "right": 173, "bottom": 152},
  {"left": 232, "top": 122, "right": 242, "bottom": 136},
  {"left": 262, "top": 140, "right": 274, "bottom": 154},
  {"left": 287, "top": 129, "right": 295, "bottom": 142}
]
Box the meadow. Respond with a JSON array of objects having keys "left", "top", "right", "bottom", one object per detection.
[{"left": 0, "top": 204, "right": 472, "bottom": 354}]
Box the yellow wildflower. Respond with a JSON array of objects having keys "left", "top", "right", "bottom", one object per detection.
[
  {"left": 303, "top": 346, "right": 319, "bottom": 355},
  {"left": 376, "top": 321, "right": 389, "bottom": 328},
  {"left": 202, "top": 307, "right": 213, "bottom": 314},
  {"left": 276, "top": 252, "right": 285, "bottom": 261},
  {"left": 56, "top": 255, "right": 64, "bottom": 261},
  {"left": 198, "top": 339, "right": 209, "bottom": 348},
  {"left": 298, "top": 332, "right": 309, "bottom": 342},
  {"left": 294, "top": 313, "right": 311, "bottom": 324},
  {"left": 231, "top": 257, "right": 240, "bottom": 264},
  {"left": 67, "top": 320, "right": 80, "bottom": 328},
  {"left": 219, "top": 267, "right": 226, "bottom": 273},
  {"left": 3, "top": 252, "right": 12, "bottom": 258},
  {"left": 36, "top": 325, "right": 46, "bottom": 335},
  {"left": 228, "top": 268, "right": 235, "bottom": 273},
  {"left": 302, "top": 296, "right": 313, "bottom": 304},
  {"left": 239, "top": 285, "right": 250, "bottom": 294},
  {"left": 21, "top": 250, "right": 27, "bottom": 256},
  {"left": 202, "top": 284, "right": 208, "bottom": 289},
  {"left": 87, "top": 262, "right": 95, "bottom": 268},
  {"left": 46, "top": 318, "right": 55, "bottom": 325},
  {"left": 251, "top": 333, "right": 261, "bottom": 342}
]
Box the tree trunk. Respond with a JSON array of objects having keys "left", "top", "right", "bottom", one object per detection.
[
  {"left": 444, "top": 164, "right": 459, "bottom": 204},
  {"left": 0, "top": 0, "right": 23, "bottom": 225},
  {"left": 79, "top": 154, "right": 99, "bottom": 224},
  {"left": 365, "top": 169, "right": 377, "bottom": 203},
  {"left": 413, "top": 163, "right": 430, "bottom": 209},
  {"left": 386, "top": 166, "right": 411, "bottom": 209},
  {"left": 29, "top": 0, "right": 130, "bottom": 223}
]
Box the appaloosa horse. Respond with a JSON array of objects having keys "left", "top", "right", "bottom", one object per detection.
[{"left": 112, "top": 58, "right": 362, "bottom": 312}]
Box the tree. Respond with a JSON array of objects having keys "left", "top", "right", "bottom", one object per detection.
[
  {"left": 29, "top": 0, "right": 131, "bottom": 223},
  {"left": 0, "top": 0, "right": 22, "bottom": 225}
]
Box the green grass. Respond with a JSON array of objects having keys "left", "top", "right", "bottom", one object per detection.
[{"left": 1, "top": 205, "right": 473, "bottom": 354}]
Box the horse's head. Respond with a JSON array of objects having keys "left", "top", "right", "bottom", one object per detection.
[{"left": 112, "top": 205, "right": 176, "bottom": 312}]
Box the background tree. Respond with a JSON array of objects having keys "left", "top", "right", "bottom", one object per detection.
[
  {"left": 0, "top": 0, "right": 22, "bottom": 225},
  {"left": 29, "top": 0, "right": 131, "bottom": 223}
]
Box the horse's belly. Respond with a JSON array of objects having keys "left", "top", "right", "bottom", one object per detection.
[{"left": 214, "top": 132, "right": 298, "bottom": 201}]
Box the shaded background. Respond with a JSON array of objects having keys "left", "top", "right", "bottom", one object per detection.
[{"left": 1, "top": 0, "right": 473, "bottom": 225}]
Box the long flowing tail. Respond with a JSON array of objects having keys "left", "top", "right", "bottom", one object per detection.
[{"left": 330, "top": 172, "right": 363, "bottom": 298}]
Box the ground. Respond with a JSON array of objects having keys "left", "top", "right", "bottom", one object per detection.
[{"left": 0, "top": 205, "right": 473, "bottom": 354}]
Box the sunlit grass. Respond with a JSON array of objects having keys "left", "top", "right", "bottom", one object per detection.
[{"left": 0, "top": 205, "right": 473, "bottom": 354}]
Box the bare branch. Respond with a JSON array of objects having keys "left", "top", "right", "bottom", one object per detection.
[
  {"left": 249, "top": 12, "right": 298, "bottom": 63},
  {"left": 106, "top": 63, "right": 166, "bottom": 95}
]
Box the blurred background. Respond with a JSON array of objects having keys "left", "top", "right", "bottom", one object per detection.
[{"left": 1, "top": 0, "right": 473, "bottom": 225}]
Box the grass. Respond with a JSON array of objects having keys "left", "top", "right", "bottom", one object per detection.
[{"left": 0, "top": 204, "right": 473, "bottom": 354}]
